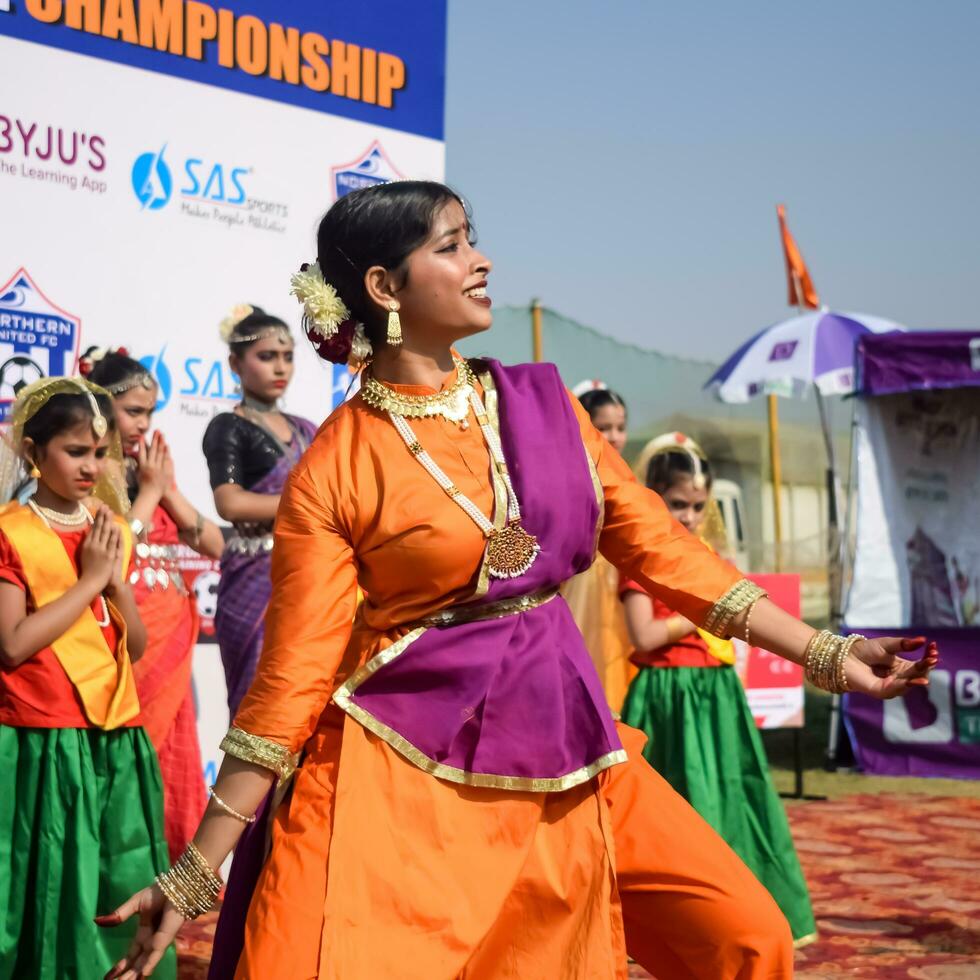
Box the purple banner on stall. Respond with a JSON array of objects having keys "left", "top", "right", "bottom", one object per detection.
[
  {"left": 844, "top": 628, "right": 980, "bottom": 780},
  {"left": 856, "top": 330, "right": 980, "bottom": 396}
]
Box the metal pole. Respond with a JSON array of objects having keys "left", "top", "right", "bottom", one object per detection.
[
  {"left": 815, "top": 386, "right": 844, "bottom": 626},
  {"left": 767, "top": 393, "right": 784, "bottom": 573},
  {"left": 531, "top": 299, "right": 543, "bottom": 363}
]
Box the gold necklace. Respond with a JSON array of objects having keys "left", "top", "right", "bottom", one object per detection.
[
  {"left": 387, "top": 388, "right": 539, "bottom": 580},
  {"left": 361, "top": 358, "right": 476, "bottom": 425}
]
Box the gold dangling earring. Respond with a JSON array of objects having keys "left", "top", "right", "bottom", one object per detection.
[
  {"left": 386, "top": 301, "right": 402, "bottom": 346},
  {"left": 29, "top": 459, "right": 41, "bottom": 479}
]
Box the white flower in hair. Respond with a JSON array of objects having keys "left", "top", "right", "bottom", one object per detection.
[
  {"left": 289, "top": 262, "right": 350, "bottom": 339},
  {"left": 349, "top": 323, "right": 373, "bottom": 366},
  {"left": 218, "top": 303, "right": 255, "bottom": 342}
]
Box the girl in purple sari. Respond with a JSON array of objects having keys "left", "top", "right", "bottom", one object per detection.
[{"left": 202, "top": 306, "right": 317, "bottom": 717}]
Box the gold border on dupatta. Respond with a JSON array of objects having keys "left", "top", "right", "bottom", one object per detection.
[
  {"left": 583, "top": 448, "right": 604, "bottom": 560},
  {"left": 331, "top": 599, "right": 628, "bottom": 792}
]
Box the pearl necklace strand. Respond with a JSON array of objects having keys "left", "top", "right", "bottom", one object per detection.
[{"left": 27, "top": 499, "right": 111, "bottom": 627}]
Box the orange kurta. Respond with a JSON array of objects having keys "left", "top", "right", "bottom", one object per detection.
[
  {"left": 232, "top": 366, "right": 791, "bottom": 979},
  {"left": 564, "top": 555, "right": 636, "bottom": 713}
]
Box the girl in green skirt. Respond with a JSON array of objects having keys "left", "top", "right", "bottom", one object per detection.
[
  {"left": 0, "top": 378, "right": 175, "bottom": 979},
  {"left": 620, "top": 431, "right": 816, "bottom": 945}
]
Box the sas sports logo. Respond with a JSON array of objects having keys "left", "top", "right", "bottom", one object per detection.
[
  {"left": 0, "top": 268, "right": 81, "bottom": 422},
  {"left": 130, "top": 144, "right": 249, "bottom": 211},
  {"left": 131, "top": 145, "right": 173, "bottom": 210},
  {"left": 332, "top": 141, "right": 404, "bottom": 199}
]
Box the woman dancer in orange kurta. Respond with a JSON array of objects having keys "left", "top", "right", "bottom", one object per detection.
[{"left": 106, "top": 182, "right": 937, "bottom": 980}]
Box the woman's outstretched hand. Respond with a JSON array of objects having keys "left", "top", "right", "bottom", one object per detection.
[
  {"left": 97, "top": 883, "right": 185, "bottom": 980},
  {"left": 844, "top": 636, "right": 939, "bottom": 699}
]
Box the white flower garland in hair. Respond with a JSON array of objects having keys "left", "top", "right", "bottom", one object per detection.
[
  {"left": 289, "top": 263, "right": 350, "bottom": 340},
  {"left": 349, "top": 323, "right": 373, "bottom": 364},
  {"left": 218, "top": 304, "right": 255, "bottom": 343}
]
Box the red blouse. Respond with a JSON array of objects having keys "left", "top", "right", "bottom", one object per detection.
[
  {"left": 619, "top": 576, "right": 721, "bottom": 669},
  {"left": 0, "top": 526, "right": 132, "bottom": 728}
]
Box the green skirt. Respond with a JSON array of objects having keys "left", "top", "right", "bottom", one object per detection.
[
  {"left": 621, "top": 665, "right": 816, "bottom": 943},
  {"left": 0, "top": 725, "right": 176, "bottom": 980}
]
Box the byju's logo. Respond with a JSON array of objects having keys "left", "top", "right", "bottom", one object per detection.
[
  {"left": 131, "top": 146, "right": 172, "bottom": 210},
  {"left": 0, "top": 268, "right": 81, "bottom": 422},
  {"left": 332, "top": 141, "right": 404, "bottom": 200}
]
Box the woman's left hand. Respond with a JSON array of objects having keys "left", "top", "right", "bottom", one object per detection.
[{"left": 844, "top": 636, "right": 939, "bottom": 699}]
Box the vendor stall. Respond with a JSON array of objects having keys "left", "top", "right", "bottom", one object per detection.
[{"left": 843, "top": 331, "right": 980, "bottom": 778}]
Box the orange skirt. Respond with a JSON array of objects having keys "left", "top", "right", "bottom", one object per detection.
[{"left": 236, "top": 712, "right": 791, "bottom": 979}]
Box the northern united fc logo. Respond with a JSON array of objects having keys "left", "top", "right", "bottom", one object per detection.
[
  {"left": 0, "top": 269, "right": 81, "bottom": 422},
  {"left": 331, "top": 141, "right": 404, "bottom": 200}
]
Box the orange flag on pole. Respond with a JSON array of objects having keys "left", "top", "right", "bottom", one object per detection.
[{"left": 776, "top": 204, "right": 819, "bottom": 309}]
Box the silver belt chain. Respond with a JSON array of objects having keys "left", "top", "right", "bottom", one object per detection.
[
  {"left": 226, "top": 534, "right": 274, "bottom": 556},
  {"left": 130, "top": 541, "right": 187, "bottom": 594}
]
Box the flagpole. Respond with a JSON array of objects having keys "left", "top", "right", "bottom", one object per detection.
[
  {"left": 768, "top": 394, "right": 784, "bottom": 573},
  {"left": 531, "top": 299, "right": 543, "bottom": 363}
]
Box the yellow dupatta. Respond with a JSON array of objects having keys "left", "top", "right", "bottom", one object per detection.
[{"left": 0, "top": 502, "right": 140, "bottom": 729}]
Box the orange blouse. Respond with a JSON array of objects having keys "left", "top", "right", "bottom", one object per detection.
[
  {"left": 0, "top": 526, "right": 132, "bottom": 728},
  {"left": 234, "top": 365, "right": 741, "bottom": 753}
]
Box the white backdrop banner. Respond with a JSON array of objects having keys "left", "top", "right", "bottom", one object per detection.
[
  {"left": 1, "top": 0, "right": 446, "bottom": 780},
  {"left": 845, "top": 388, "right": 980, "bottom": 629}
]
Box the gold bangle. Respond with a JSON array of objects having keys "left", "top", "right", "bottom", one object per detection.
[
  {"left": 220, "top": 727, "right": 300, "bottom": 786},
  {"left": 742, "top": 595, "right": 763, "bottom": 648},
  {"left": 155, "top": 843, "right": 222, "bottom": 920},
  {"left": 804, "top": 631, "right": 863, "bottom": 694},
  {"left": 703, "top": 579, "right": 768, "bottom": 638},
  {"left": 209, "top": 786, "right": 257, "bottom": 825}
]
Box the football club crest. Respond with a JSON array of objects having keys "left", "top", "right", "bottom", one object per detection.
[
  {"left": 331, "top": 141, "right": 404, "bottom": 199},
  {"left": 0, "top": 269, "right": 81, "bottom": 422}
]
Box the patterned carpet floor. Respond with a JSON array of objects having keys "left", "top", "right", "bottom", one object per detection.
[{"left": 177, "top": 792, "right": 980, "bottom": 979}]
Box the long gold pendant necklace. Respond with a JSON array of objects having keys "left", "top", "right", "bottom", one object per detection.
[{"left": 386, "top": 380, "right": 539, "bottom": 580}]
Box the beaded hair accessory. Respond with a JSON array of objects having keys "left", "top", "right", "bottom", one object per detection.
[
  {"left": 78, "top": 345, "right": 152, "bottom": 396},
  {"left": 103, "top": 371, "right": 156, "bottom": 396},
  {"left": 646, "top": 431, "right": 708, "bottom": 490},
  {"left": 219, "top": 303, "right": 293, "bottom": 347}
]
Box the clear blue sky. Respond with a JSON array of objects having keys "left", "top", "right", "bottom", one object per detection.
[{"left": 444, "top": 1, "right": 980, "bottom": 358}]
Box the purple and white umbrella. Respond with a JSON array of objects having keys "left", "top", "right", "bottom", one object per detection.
[{"left": 706, "top": 309, "right": 904, "bottom": 403}]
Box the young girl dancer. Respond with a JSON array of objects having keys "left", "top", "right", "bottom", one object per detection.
[
  {"left": 620, "top": 432, "right": 816, "bottom": 942},
  {"left": 0, "top": 378, "right": 174, "bottom": 979},
  {"left": 202, "top": 306, "right": 318, "bottom": 717},
  {"left": 86, "top": 348, "right": 225, "bottom": 860},
  {"left": 106, "top": 182, "right": 936, "bottom": 980}
]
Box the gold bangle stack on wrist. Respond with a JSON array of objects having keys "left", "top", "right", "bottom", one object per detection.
[
  {"left": 155, "top": 842, "right": 222, "bottom": 920},
  {"left": 803, "top": 630, "right": 865, "bottom": 694}
]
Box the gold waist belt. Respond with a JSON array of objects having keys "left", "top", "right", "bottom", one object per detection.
[{"left": 418, "top": 588, "right": 559, "bottom": 628}]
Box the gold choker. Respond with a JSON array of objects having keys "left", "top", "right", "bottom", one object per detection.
[{"left": 361, "top": 359, "right": 476, "bottom": 424}]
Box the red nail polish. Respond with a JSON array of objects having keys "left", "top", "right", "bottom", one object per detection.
[{"left": 94, "top": 913, "right": 122, "bottom": 927}]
